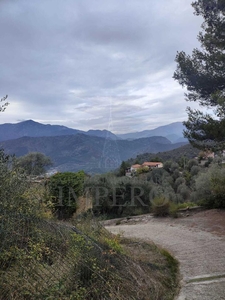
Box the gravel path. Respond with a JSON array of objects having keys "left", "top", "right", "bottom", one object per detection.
[{"left": 104, "top": 211, "right": 225, "bottom": 300}]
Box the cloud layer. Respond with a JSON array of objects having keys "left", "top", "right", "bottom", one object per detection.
[{"left": 0, "top": 0, "right": 203, "bottom": 133}]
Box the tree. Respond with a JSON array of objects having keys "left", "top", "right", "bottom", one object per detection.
[
  {"left": 150, "top": 156, "right": 162, "bottom": 162},
  {"left": 15, "top": 152, "right": 52, "bottom": 175},
  {"left": 48, "top": 171, "right": 86, "bottom": 219},
  {"left": 119, "top": 161, "right": 128, "bottom": 176},
  {"left": 195, "top": 164, "right": 225, "bottom": 208},
  {"left": 174, "top": 0, "right": 225, "bottom": 150}
]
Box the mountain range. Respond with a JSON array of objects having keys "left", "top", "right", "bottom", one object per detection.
[
  {"left": 0, "top": 120, "right": 118, "bottom": 142},
  {"left": 0, "top": 120, "right": 187, "bottom": 143},
  {"left": 0, "top": 120, "right": 188, "bottom": 173},
  {"left": 117, "top": 122, "right": 187, "bottom": 143}
]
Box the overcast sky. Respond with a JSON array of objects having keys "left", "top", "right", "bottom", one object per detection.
[{"left": 0, "top": 0, "right": 203, "bottom": 133}]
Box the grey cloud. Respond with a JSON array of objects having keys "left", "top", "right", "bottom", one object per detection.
[{"left": 0, "top": 0, "right": 202, "bottom": 133}]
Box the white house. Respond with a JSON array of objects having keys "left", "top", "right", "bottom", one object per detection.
[{"left": 130, "top": 164, "right": 142, "bottom": 172}]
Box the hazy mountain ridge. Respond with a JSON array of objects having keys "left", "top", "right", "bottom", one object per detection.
[
  {"left": 117, "top": 122, "right": 187, "bottom": 143},
  {"left": 0, "top": 120, "right": 189, "bottom": 173},
  {"left": 0, "top": 120, "right": 187, "bottom": 143},
  {"left": 0, "top": 120, "right": 118, "bottom": 142},
  {"left": 0, "top": 134, "right": 187, "bottom": 173}
]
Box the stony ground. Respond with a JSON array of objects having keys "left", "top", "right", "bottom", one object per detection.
[{"left": 104, "top": 209, "right": 225, "bottom": 300}]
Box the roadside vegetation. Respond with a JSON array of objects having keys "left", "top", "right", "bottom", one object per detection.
[{"left": 0, "top": 149, "right": 179, "bottom": 299}]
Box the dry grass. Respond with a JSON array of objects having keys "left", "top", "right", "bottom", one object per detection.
[
  {"left": 119, "top": 238, "right": 180, "bottom": 300},
  {"left": 0, "top": 212, "right": 179, "bottom": 300}
]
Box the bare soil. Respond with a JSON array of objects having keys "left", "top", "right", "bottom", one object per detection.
[{"left": 173, "top": 209, "right": 225, "bottom": 236}]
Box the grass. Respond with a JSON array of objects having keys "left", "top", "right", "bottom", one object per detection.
[
  {"left": 159, "top": 248, "right": 179, "bottom": 282},
  {"left": 176, "top": 202, "right": 197, "bottom": 209}
]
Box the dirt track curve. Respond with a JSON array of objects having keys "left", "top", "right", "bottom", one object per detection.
[{"left": 104, "top": 209, "right": 225, "bottom": 300}]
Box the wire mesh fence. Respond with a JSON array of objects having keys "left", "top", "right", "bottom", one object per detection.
[
  {"left": 0, "top": 150, "right": 178, "bottom": 299},
  {"left": 0, "top": 210, "right": 146, "bottom": 300}
]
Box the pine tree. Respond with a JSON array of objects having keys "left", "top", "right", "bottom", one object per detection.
[{"left": 174, "top": 0, "right": 225, "bottom": 150}]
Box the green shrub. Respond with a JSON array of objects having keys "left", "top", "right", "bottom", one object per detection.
[
  {"left": 103, "top": 235, "right": 124, "bottom": 254},
  {"left": 151, "top": 196, "right": 170, "bottom": 217},
  {"left": 176, "top": 202, "right": 196, "bottom": 209},
  {"left": 48, "top": 171, "right": 86, "bottom": 219},
  {"left": 169, "top": 202, "right": 178, "bottom": 218},
  {"left": 195, "top": 165, "right": 225, "bottom": 208}
]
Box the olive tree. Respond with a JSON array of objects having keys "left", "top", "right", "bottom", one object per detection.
[{"left": 15, "top": 152, "right": 52, "bottom": 176}]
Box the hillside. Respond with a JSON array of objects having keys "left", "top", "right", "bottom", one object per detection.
[
  {"left": 0, "top": 134, "right": 187, "bottom": 173},
  {"left": 126, "top": 143, "right": 199, "bottom": 165}
]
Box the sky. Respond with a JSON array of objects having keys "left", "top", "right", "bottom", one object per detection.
[{"left": 0, "top": 0, "right": 203, "bottom": 134}]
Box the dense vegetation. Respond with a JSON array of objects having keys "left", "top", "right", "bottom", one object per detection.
[
  {"left": 88, "top": 150, "right": 225, "bottom": 218},
  {"left": 126, "top": 144, "right": 199, "bottom": 166},
  {"left": 0, "top": 149, "right": 179, "bottom": 299}
]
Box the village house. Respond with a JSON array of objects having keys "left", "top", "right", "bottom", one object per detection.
[
  {"left": 197, "top": 150, "right": 215, "bottom": 165},
  {"left": 130, "top": 164, "right": 142, "bottom": 172},
  {"left": 126, "top": 161, "right": 163, "bottom": 176},
  {"left": 142, "top": 162, "right": 163, "bottom": 169}
]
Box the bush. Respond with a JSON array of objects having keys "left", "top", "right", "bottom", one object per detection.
[
  {"left": 195, "top": 165, "right": 225, "bottom": 208},
  {"left": 210, "top": 169, "right": 225, "bottom": 208},
  {"left": 176, "top": 202, "right": 196, "bottom": 209},
  {"left": 151, "top": 196, "right": 170, "bottom": 217},
  {"left": 169, "top": 202, "right": 178, "bottom": 218},
  {"left": 0, "top": 150, "right": 42, "bottom": 216}
]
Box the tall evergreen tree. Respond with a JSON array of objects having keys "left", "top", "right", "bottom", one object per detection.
[
  {"left": 119, "top": 161, "right": 128, "bottom": 176},
  {"left": 174, "top": 0, "right": 225, "bottom": 150}
]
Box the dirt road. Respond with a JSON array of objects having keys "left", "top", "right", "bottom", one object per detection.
[{"left": 105, "top": 210, "right": 225, "bottom": 300}]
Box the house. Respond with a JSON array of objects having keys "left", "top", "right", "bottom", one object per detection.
[
  {"left": 198, "top": 150, "right": 215, "bottom": 162},
  {"left": 142, "top": 162, "right": 163, "bottom": 169},
  {"left": 126, "top": 162, "right": 163, "bottom": 176},
  {"left": 130, "top": 164, "right": 142, "bottom": 172},
  {"left": 204, "top": 151, "right": 215, "bottom": 159}
]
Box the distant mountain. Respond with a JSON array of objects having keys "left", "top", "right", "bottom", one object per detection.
[
  {"left": 0, "top": 120, "right": 187, "bottom": 143},
  {"left": 0, "top": 120, "right": 82, "bottom": 141},
  {"left": 117, "top": 122, "right": 187, "bottom": 143},
  {"left": 85, "top": 129, "right": 119, "bottom": 140},
  {"left": 0, "top": 120, "right": 119, "bottom": 141},
  {"left": 0, "top": 134, "right": 187, "bottom": 173}
]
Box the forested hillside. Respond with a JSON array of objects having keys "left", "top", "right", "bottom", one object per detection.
[{"left": 0, "top": 134, "right": 187, "bottom": 173}]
